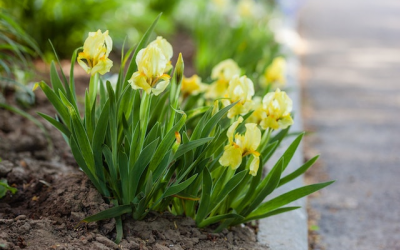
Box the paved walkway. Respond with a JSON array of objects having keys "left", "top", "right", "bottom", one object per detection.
[{"left": 299, "top": 1, "right": 400, "bottom": 249}]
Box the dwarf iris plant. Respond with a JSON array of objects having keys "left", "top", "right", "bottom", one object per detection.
[{"left": 37, "top": 15, "right": 332, "bottom": 243}]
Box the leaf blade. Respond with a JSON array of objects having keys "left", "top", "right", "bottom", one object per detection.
[
  {"left": 82, "top": 205, "right": 132, "bottom": 223},
  {"left": 248, "top": 181, "right": 335, "bottom": 218}
]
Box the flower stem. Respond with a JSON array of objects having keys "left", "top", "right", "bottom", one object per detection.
[
  {"left": 88, "top": 72, "right": 99, "bottom": 106},
  {"left": 136, "top": 91, "right": 151, "bottom": 159},
  {"left": 260, "top": 128, "right": 272, "bottom": 151}
]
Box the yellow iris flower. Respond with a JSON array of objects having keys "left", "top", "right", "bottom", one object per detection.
[
  {"left": 77, "top": 30, "right": 113, "bottom": 76},
  {"left": 129, "top": 37, "right": 173, "bottom": 96},
  {"left": 247, "top": 96, "right": 263, "bottom": 124},
  {"left": 260, "top": 88, "right": 293, "bottom": 130},
  {"left": 222, "top": 75, "right": 254, "bottom": 118},
  {"left": 205, "top": 59, "right": 241, "bottom": 99},
  {"left": 260, "top": 57, "right": 286, "bottom": 88},
  {"left": 181, "top": 75, "right": 208, "bottom": 97},
  {"left": 219, "top": 117, "right": 261, "bottom": 176},
  {"left": 211, "top": 59, "right": 241, "bottom": 82},
  {"left": 211, "top": 0, "right": 229, "bottom": 13},
  {"left": 237, "top": 0, "right": 255, "bottom": 18}
]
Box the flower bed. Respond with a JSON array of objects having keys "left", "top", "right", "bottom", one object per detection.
[{"left": 1, "top": 3, "right": 332, "bottom": 249}]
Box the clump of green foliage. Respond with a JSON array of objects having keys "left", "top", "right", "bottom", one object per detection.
[
  {"left": 1, "top": 0, "right": 177, "bottom": 59},
  {"left": 38, "top": 16, "right": 332, "bottom": 243}
]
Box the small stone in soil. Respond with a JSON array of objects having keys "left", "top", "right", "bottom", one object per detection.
[
  {"left": 17, "top": 222, "right": 31, "bottom": 234},
  {"left": 70, "top": 212, "right": 84, "bottom": 222},
  {"left": 100, "top": 219, "right": 115, "bottom": 234},
  {"left": 164, "top": 229, "right": 181, "bottom": 243},
  {"left": 119, "top": 239, "right": 140, "bottom": 250},
  {"left": 179, "top": 217, "right": 196, "bottom": 227},
  {"left": 227, "top": 232, "right": 234, "bottom": 245},
  {"left": 0, "top": 160, "right": 14, "bottom": 176},
  {"left": 154, "top": 230, "right": 166, "bottom": 240},
  {"left": 137, "top": 230, "right": 152, "bottom": 241},
  {"left": 208, "top": 232, "right": 220, "bottom": 238},
  {"left": 139, "top": 241, "right": 149, "bottom": 250},
  {"left": 169, "top": 245, "right": 184, "bottom": 250},
  {"left": 147, "top": 235, "right": 156, "bottom": 244},
  {"left": 14, "top": 215, "right": 26, "bottom": 220},
  {"left": 232, "top": 226, "right": 256, "bottom": 242},
  {"left": 88, "top": 221, "right": 97, "bottom": 229},
  {"left": 56, "top": 223, "right": 66, "bottom": 230},
  {"left": 95, "top": 234, "right": 119, "bottom": 249},
  {"left": 92, "top": 241, "right": 110, "bottom": 250},
  {"left": 86, "top": 233, "right": 95, "bottom": 242},
  {"left": 153, "top": 243, "right": 170, "bottom": 250},
  {"left": 180, "top": 239, "right": 195, "bottom": 249},
  {"left": 7, "top": 166, "right": 27, "bottom": 184},
  {"left": 191, "top": 228, "right": 201, "bottom": 237}
]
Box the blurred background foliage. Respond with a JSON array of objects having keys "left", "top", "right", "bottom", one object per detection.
[
  {"left": 0, "top": 0, "right": 176, "bottom": 60},
  {"left": 0, "top": 9, "right": 41, "bottom": 106},
  {"left": 175, "top": 0, "right": 281, "bottom": 80},
  {"left": 0, "top": 0, "right": 283, "bottom": 103}
]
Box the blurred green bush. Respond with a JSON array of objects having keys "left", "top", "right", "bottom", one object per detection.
[
  {"left": 1, "top": 0, "right": 283, "bottom": 93},
  {"left": 174, "top": 0, "right": 282, "bottom": 82},
  {"left": 1, "top": 0, "right": 178, "bottom": 60},
  {"left": 0, "top": 9, "right": 41, "bottom": 106}
]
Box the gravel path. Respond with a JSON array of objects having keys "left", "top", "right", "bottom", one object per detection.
[{"left": 299, "top": 0, "right": 400, "bottom": 249}]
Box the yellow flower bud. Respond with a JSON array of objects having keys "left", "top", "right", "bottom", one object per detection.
[
  {"left": 77, "top": 30, "right": 113, "bottom": 75},
  {"left": 172, "top": 131, "right": 181, "bottom": 153},
  {"left": 219, "top": 117, "right": 261, "bottom": 176},
  {"left": 175, "top": 131, "right": 181, "bottom": 144},
  {"left": 32, "top": 82, "right": 40, "bottom": 91},
  {"left": 174, "top": 53, "right": 184, "bottom": 86}
]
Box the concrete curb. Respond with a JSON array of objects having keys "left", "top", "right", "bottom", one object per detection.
[{"left": 257, "top": 15, "right": 308, "bottom": 250}]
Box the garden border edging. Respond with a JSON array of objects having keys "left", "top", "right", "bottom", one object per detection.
[{"left": 257, "top": 15, "right": 308, "bottom": 250}]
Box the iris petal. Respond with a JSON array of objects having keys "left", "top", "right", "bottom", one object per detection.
[
  {"left": 219, "top": 145, "right": 243, "bottom": 170},
  {"left": 129, "top": 37, "right": 173, "bottom": 95}
]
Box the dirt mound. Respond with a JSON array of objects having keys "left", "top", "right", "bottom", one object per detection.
[{"left": 0, "top": 172, "right": 267, "bottom": 249}]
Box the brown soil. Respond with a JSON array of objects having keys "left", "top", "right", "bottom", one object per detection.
[
  {"left": 0, "top": 171, "right": 266, "bottom": 250},
  {"left": 0, "top": 64, "right": 268, "bottom": 249}
]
